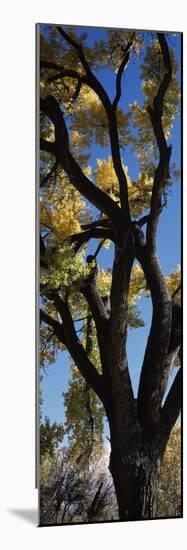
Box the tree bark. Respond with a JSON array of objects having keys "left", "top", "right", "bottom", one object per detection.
[{"left": 109, "top": 426, "right": 162, "bottom": 520}]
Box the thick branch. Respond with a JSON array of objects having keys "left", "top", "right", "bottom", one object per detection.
[
  {"left": 160, "top": 367, "right": 182, "bottom": 453},
  {"left": 70, "top": 226, "right": 115, "bottom": 252},
  {"left": 40, "top": 309, "right": 66, "bottom": 344},
  {"left": 110, "top": 242, "right": 134, "bottom": 380},
  {"left": 81, "top": 218, "right": 111, "bottom": 230},
  {"left": 40, "top": 95, "right": 120, "bottom": 224},
  {"left": 82, "top": 282, "right": 109, "bottom": 325},
  {"left": 136, "top": 215, "right": 150, "bottom": 228},
  {"left": 154, "top": 33, "right": 172, "bottom": 113},
  {"left": 41, "top": 61, "right": 66, "bottom": 72},
  {"left": 135, "top": 35, "right": 175, "bottom": 434},
  {"left": 146, "top": 33, "right": 173, "bottom": 253},
  {"left": 108, "top": 111, "right": 131, "bottom": 215},
  {"left": 133, "top": 214, "right": 180, "bottom": 440},
  {"left": 67, "top": 149, "right": 120, "bottom": 221},
  {"left": 107, "top": 239, "right": 137, "bottom": 441},
  {"left": 81, "top": 258, "right": 111, "bottom": 381},
  {"left": 40, "top": 137, "right": 56, "bottom": 155},
  {"left": 41, "top": 61, "right": 90, "bottom": 100},
  {"left": 49, "top": 293, "right": 105, "bottom": 402},
  {"left": 155, "top": 301, "right": 181, "bottom": 404},
  {"left": 135, "top": 238, "right": 172, "bottom": 434}
]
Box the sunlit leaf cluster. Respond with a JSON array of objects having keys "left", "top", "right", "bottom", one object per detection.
[
  {"left": 130, "top": 37, "right": 180, "bottom": 173},
  {"left": 95, "top": 157, "right": 153, "bottom": 216}
]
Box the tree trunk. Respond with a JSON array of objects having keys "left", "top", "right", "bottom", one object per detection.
[{"left": 109, "top": 436, "right": 161, "bottom": 521}]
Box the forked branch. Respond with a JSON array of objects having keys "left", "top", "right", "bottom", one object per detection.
[
  {"left": 55, "top": 26, "right": 131, "bottom": 216},
  {"left": 40, "top": 95, "right": 120, "bottom": 224}
]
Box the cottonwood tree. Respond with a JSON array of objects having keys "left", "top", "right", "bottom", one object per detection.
[{"left": 39, "top": 26, "right": 182, "bottom": 520}]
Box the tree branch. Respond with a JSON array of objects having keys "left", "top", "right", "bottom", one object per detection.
[
  {"left": 160, "top": 367, "right": 182, "bottom": 453},
  {"left": 154, "top": 33, "right": 172, "bottom": 113},
  {"left": 81, "top": 260, "right": 110, "bottom": 370},
  {"left": 146, "top": 33, "right": 173, "bottom": 253},
  {"left": 47, "top": 293, "right": 105, "bottom": 402},
  {"left": 113, "top": 38, "right": 134, "bottom": 110},
  {"left": 40, "top": 94, "right": 120, "bottom": 224},
  {"left": 40, "top": 161, "right": 57, "bottom": 187},
  {"left": 56, "top": 26, "right": 131, "bottom": 217},
  {"left": 56, "top": 26, "right": 112, "bottom": 110},
  {"left": 135, "top": 239, "right": 172, "bottom": 434},
  {"left": 82, "top": 281, "right": 110, "bottom": 325},
  {"left": 70, "top": 226, "right": 115, "bottom": 252},
  {"left": 172, "top": 284, "right": 181, "bottom": 300},
  {"left": 107, "top": 240, "right": 137, "bottom": 439},
  {"left": 40, "top": 137, "right": 56, "bottom": 155},
  {"left": 155, "top": 300, "right": 181, "bottom": 405},
  {"left": 81, "top": 218, "right": 112, "bottom": 230},
  {"left": 41, "top": 61, "right": 66, "bottom": 72},
  {"left": 135, "top": 35, "right": 175, "bottom": 434},
  {"left": 136, "top": 214, "right": 151, "bottom": 227},
  {"left": 40, "top": 309, "right": 66, "bottom": 344},
  {"left": 41, "top": 61, "right": 89, "bottom": 99},
  {"left": 108, "top": 111, "right": 131, "bottom": 215}
]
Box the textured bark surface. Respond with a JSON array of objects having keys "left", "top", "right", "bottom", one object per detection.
[
  {"left": 108, "top": 387, "right": 162, "bottom": 520},
  {"left": 110, "top": 447, "right": 161, "bottom": 520}
]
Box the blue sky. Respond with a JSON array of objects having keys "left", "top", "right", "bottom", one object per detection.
[{"left": 40, "top": 27, "right": 181, "bottom": 432}]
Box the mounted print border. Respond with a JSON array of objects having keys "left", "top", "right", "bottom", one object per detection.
[{"left": 36, "top": 23, "right": 182, "bottom": 526}]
